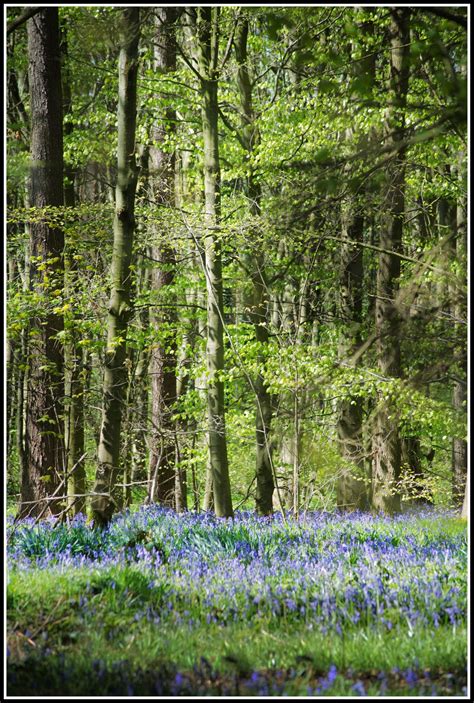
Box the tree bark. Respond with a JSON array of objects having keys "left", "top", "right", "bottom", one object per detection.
[
  {"left": 148, "top": 7, "right": 180, "bottom": 509},
  {"left": 20, "top": 8, "right": 65, "bottom": 518},
  {"left": 131, "top": 290, "right": 150, "bottom": 493},
  {"left": 175, "top": 146, "right": 200, "bottom": 511},
  {"left": 7, "top": 245, "right": 17, "bottom": 460},
  {"left": 337, "top": 204, "right": 369, "bottom": 510},
  {"left": 451, "top": 155, "right": 467, "bottom": 507},
  {"left": 194, "top": 7, "right": 233, "bottom": 517},
  {"left": 92, "top": 8, "right": 140, "bottom": 526},
  {"left": 460, "top": 473, "right": 468, "bottom": 519},
  {"left": 336, "top": 11, "right": 375, "bottom": 511},
  {"left": 372, "top": 8, "right": 410, "bottom": 514},
  {"left": 61, "top": 26, "right": 86, "bottom": 516}
]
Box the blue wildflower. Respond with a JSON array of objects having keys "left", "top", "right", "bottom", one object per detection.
[{"left": 352, "top": 680, "right": 366, "bottom": 695}]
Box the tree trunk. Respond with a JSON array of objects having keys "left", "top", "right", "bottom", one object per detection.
[
  {"left": 292, "top": 392, "right": 300, "bottom": 517},
  {"left": 64, "top": 261, "right": 86, "bottom": 515},
  {"left": 20, "top": 8, "right": 65, "bottom": 519},
  {"left": 336, "top": 12, "right": 375, "bottom": 511},
  {"left": 61, "top": 27, "right": 86, "bottom": 515},
  {"left": 131, "top": 307, "right": 150, "bottom": 492},
  {"left": 148, "top": 7, "right": 180, "bottom": 509},
  {"left": 235, "top": 18, "right": 274, "bottom": 515},
  {"left": 92, "top": 8, "right": 140, "bottom": 526},
  {"left": 337, "top": 204, "right": 369, "bottom": 510},
  {"left": 401, "top": 436, "right": 432, "bottom": 504},
  {"left": 195, "top": 7, "right": 233, "bottom": 517},
  {"left": 451, "top": 155, "right": 467, "bottom": 507},
  {"left": 7, "top": 255, "right": 17, "bottom": 460},
  {"left": 460, "top": 474, "right": 468, "bottom": 520},
  {"left": 372, "top": 9, "right": 410, "bottom": 514},
  {"left": 120, "top": 347, "right": 136, "bottom": 509},
  {"left": 17, "top": 325, "right": 28, "bottom": 494},
  {"left": 174, "top": 147, "right": 199, "bottom": 512}
]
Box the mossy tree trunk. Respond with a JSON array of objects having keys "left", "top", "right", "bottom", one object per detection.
[
  {"left": 194, "top": 7, "right": 233, "bottom": 517},
  {"left": 92, "top": 8, "right": 140, "bottom": 526},
  {"left": 372, "top": 8, "right": 410, "bottom": 514}
]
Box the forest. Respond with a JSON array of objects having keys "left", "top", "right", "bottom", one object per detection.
[{"left": 6, "top": 4, "right": 468, "bottom": 698}]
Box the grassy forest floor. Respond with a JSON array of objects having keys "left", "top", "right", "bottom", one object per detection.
[{"left": 6, "top": 506, "right": 468, "bottom": 697}]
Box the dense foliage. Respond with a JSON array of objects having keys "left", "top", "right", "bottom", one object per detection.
[{"left": 6, "top": 6, "right": 467, "bottom": 518}]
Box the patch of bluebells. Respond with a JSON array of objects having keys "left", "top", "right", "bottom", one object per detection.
[
  {"left": 313, "top": 663, "right": 338, "bottom": 694},
  {"left": 7, "top": 505, "right": 467, "bottom": 635}
]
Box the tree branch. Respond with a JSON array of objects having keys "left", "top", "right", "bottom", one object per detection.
[
  {"left": 421, "top": 8, "right": 467, "bottom": 29},
  {"left": 7, "top": 7, "right": 42, "bottom": 36}
]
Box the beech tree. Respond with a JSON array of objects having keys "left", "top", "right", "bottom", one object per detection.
[
  {"left": 92, "top": 8, "right": 140, "bottom": 526},
  {"left": 192, "top": 7, "right": 233, "bottom": 518},
  {"left": 371, "top": 8, "right": 410, "bottom": 513}
]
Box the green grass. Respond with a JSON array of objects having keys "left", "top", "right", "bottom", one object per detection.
[{"left": 8, "top": 564, "right": 467, "bottom": 696}]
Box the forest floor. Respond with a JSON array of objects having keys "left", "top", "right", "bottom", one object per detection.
[{"left": 6, "top": 505, "right": 467, "bottom": 696}]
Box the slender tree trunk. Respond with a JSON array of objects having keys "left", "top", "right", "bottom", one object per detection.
[
  {"left": 148, "top": 7, "right": 180, "bottom": 509},
  {"left": 273, "top": 239, "right": 297, "bottom": 511},
  {"left": 7, "top": 51, "right": 30, "bottom": 474},
  {"left": 64, "top": 253, "right": 86, "bottom": 515},
  {"left": 131, "top": 307, "right": 150, "bottom": 491},
  {"left": 61, "top": 27, "right": 86, "bottom": 515},
  {"left": 7, "top": 237, "right": 30, "bottom": 505},
  {"left": 92, "top": 8, "right": 140, "bottom": 526},
  {"left": 119, "top": 346, "right": 136, "bottom": 509},
  {"left": 292, "top": 391, "right": 300, "bottom": 517},
  {"left": 129, "top": 150, "right": 152, "bottom": 498},
  {"left": 461, "top": 474, "right": 468, "bottom": 519},
  {"left": 7, "top": 254, "right": 17, "bottom": 459},
  {"left": 174, "top": 148, "right": 199, "bottom": 511},
  {"left": 15, "top": 205, "right": 30, "bottom": 499},
  {"left": 235, "top": 18, "right": 274, "bottom": 515},
  {"left": 17, "top": 326, "right": 28, "bottom": 492},
  {"left": 337, "top": 202, "right": 368, "bottom": 510},
  {"left": 451, "top": 154, "right": 467, "bottom": 507},
  {"left": 20, "top": 8, "right": 65, "bottom": 518},
  {"left": 175, "top": 446, "right": 187, "bottom": 513},
  {"left": 195, "top": 7, "right": 233, "bottom": 517},
  {"left": 372, "top": 9, "right": 410, "bottom": 514}
]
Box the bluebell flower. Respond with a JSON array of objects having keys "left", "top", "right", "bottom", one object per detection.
[
  {"left": 405, "top": 668, "right": 418, "bottom": 687},
  {"left": 352, "top": 680, "right": 366, "bottom": 695}
]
